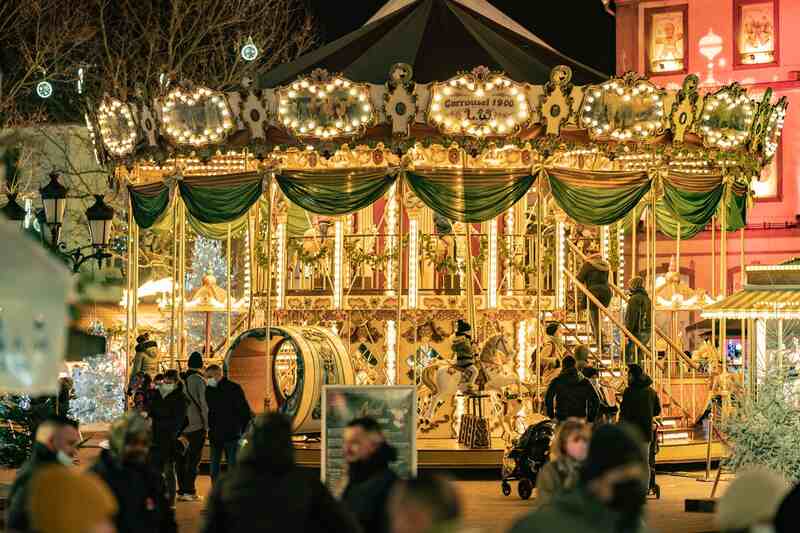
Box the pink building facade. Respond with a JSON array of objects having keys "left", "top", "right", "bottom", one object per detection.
[{"left": 615, "top": 0, "right": 800, "bottom": 296}]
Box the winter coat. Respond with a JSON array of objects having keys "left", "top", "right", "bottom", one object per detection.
[
  {"left": 544, "top": 367, "right": 600, "bottom": 422},
  {"left": 205, "top": 377, "right": 252, "bottom": 445},
  {"left": 509, "top": 487, "right": 650, "bottom": 533},
  {"left": 342, "top": 442, "right": 399, "bottom": 533},
  {"left": 202, "top": 438, "right": 360, "bottom": 533},
  {"left": 620, "top": 373, "right": 662, "bottom": 443},
  {"left": 577, "top": 258, "right": 612, "bottom": 307},
  {"left": 535, "top": 457, "right": 581, "bottom": 508},
  {"left": 148, "top": 384, "right": 188, "bottom": 464},
  {"left": 625, "top": 288, "right": 652, "bottom": 339},
  {"left": 452, "top": 334, "right": 475, "bottom": 368},
  {"left": 184, "top": 370, "right": 209, "bottom": 433},
  {"left": 6, "top": 443, "right": 61, "bottom": 532},
  {"left": 91, "top": 449, "right": 177, "bottom": 533}
]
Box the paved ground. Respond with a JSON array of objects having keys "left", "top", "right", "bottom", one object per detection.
[{"left": 174, "top": 468, "right": 728, "bottom": 533}]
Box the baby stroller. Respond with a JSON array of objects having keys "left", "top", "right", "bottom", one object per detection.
[{"left": 501, "top": 419, "right": 555, "bottom": 500}]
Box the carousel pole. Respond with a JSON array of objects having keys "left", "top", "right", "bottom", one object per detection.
[
  {"left": 178, "top": 202, "right": 187, "bottom": 362},
  {"left": 720, "top": 190, "right": 728, "bottom": 378},
  {"left": 650, "top": 188, "right": 658, "bottom": 383},
  {"left": 170, "top": 199, "right": 178, "bottom": 366},
  {"left": 396, "top": 176, "right": 405, "bottom": 385},
  {"left": 226, "top": 222, "right": 232, "bottom": 347},
  {"left": 263, "top": 172, "right": 275, "bottom": 411},
  {"left": 740, "top": 227, "right": 746, "bottom": 386},
  {"left": 465, "top": 222, "right": 477, "bottom": 336},
  {"left": 535, "top": 178, "right": 543, "bottom": 403},
  {"left": 125, "top": 204, "right": 133, "bottom": 383},
  {"left": 132, "top": 221, "right": 139, "bottom": 357}
]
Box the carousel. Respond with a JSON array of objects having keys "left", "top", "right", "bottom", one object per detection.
[{"left": 92, "top": 0, "right": 786, "bottom": 466}]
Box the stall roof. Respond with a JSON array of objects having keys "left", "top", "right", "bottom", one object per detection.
[
  {"left": 702, "top": 287, "right": 800, "bottom": 320},
  {"left": 259, "top": 0, "right": 606, "bottom": 88}
]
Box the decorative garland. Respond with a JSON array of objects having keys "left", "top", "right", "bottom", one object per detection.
[{"left": 419, "top": 233, "right": 488, "bottom": 274}]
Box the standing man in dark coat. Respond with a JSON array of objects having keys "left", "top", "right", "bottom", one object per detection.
[
  {"left": 205, "top": 364, "right": 252, "bottom": 484},
  {"left": 341, "top": 417, "right": 399, "bottom": 533},
  {"left": 620, "top": 363, "right": 661, "bottom": 491},
  {"left": 6, "top": 415, "right": 80, "bottom": 532},
  {"left": 148, "top": 369, "right": 187, "bottom": 506},
  {"left": 177, "top": 351, "right": 208, "bottom": 502},
  {"left": 577, "top": 253, "right": 612, "bottom": 348},
  {"left": 624, "top": 277, "right": 652, "bottom": 364},
  {"left": 91, "top": 412, "right": 177, "bottom": 533},
  {"left": 544, "top": 356, "right": 600, "bottom": 423},
  {"left": 203, "top": 413, "right": 360, "bottom": 533}
]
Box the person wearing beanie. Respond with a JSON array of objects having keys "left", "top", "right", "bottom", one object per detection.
[
  {"left": 129, "top": 338, "right": 160, "bottom": 393},
  {"left": 544, "top": 355, "right": 600, "bottom": 422},
  {"left": 716, "top": 467, "right": 789, "bottom": 533},
  {"left": 203, "top": 413, "right": 359, "bottom": 533},
  {"left": 509, "top": 424, "right": 649, "bottom": 533},
  {"left": 624, "top": 277, "right": 651, "bottom": 364},
  {"left": 176, "top": 351, "right": 208, "bottom": 502},
  {"left": 28, "top": 465, "right": 118, "bottom": 533},
  {"left": 91, "top": 412, "right": 177, "bottom": 533},
  {"left": 774, "top": 481, "right": 800, "bottom": 533}
]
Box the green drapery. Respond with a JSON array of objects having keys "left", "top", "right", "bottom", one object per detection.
[
  {"left": 655, "top": 200, "right": 706, "bottom": 239},
  {"left": 405, "top": 169, "right": 535, "bottom": 223},
  {"left": 185, "top": 210, "right": 249, "bottom": 240},
  {"left": 128, "top": 183, "right": 170, "bottom": 229},
  {"left": 661, "top": 173, "right": 724, "bottom": 227},
  {"left": 547, "top": 168, "right": 650, "bottom": 226},
  {"left": 276, "top": 168, "right": 397, "bottom": 216},
  {"left": 178, "top": 173, "right": 263, "bottom": 224},
  {"left": 726, "top": 185, "right": 748, "bottom": 231}
]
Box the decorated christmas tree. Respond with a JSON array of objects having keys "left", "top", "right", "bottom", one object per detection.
[
  {"left": 0, "top": 395, "right": 57, "bottom": 467},
  {"left": 68, "top": 352, "right": 125, "bottom": 424},
  {"left": 186, "top": 236, "right": 229, "bottom": 352}
]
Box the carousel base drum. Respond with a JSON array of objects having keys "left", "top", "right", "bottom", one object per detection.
[
  {"left": 458, "top": 394, "right": 491, "bottom": 449},
  {"left": 225, "top": 326, "right": 355, "bottom": 433}
]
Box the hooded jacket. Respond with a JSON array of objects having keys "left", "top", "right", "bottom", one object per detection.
[
  {"left": 205, "top": 377, "right": 252, "bottom": 445},
  {"left": 91, "top": 449, "right": 177, "bottom": 533},
  {"left": 625, "top": 287, "right": 652, "bottom": 338},
  {"left": 509, "top": 487, "right": 649, "bottom": 533},
  {"left": 148, "top": 383, "right": 188, "bottom": 463},
  {"left": 577, "top": 257, "right": 612, "bottom": 306},
  {"left": 620, "top": 373, "right": 661, "bottom": 442},
  {"left": 342, "top": 442, "right": 399, "bottom": 533},
  {"left": 202, "top": 433, "right": 360, "bottom": 533},
  {"left": 6, "top": 442, "right": 61, "bottom": 531},
  {"left": 544, "top": 367, "right": 600, "bottom": 422}
]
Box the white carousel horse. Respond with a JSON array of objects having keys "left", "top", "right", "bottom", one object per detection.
[{"left": 420, "top": 334, "right": 517, "bottom": 422}]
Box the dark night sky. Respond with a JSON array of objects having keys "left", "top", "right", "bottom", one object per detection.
[{"left": 307, "top": 0, "right": 615, "bottom": 75}]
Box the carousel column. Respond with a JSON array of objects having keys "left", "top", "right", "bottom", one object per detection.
[
  {"left": 420, "top": 207, "right": 435, "bottom": 293},
  {"left": 226, "top": 223, "right": 232, "bottom": 345},
  {"left": 487, "top": 218, "right": 498, "bottom": 309},
  {"left": 170, "top": 199, "right": 178, "bottom": 366},
  {"left": 178, "top": 202, "right": 187, "bottom": 361},
  {"left": 125, "top": 205, "right": 134, "bottom": 374},
  {"left": 392, "top": 177, "right": 406, "bottom": 386},
  {"left": 555, "top": 213, "right": 567, "bottom": 310},
  {"left": 720, "top": 188, "right": 728, "bottom": 381},
  {"left": 263, "top": 173, "right": 275, "bottom": 411},
  {"left": 535, "top": 181, "right": 544, "bottom": 400},
  {"left": 275, "top": 209, "right": 288, "bottom": 310},
  {"left": 649, "top": 188, "right": 658, "bottom": 385},
  {"left": 333, "top": 216, "right": 344, "bottom": 309},
  {"left": 247, "top": 206, "right": 258, "bottom": 328},
  {"left": 406, "top": 193, "right": 423, "bottom": 311}
]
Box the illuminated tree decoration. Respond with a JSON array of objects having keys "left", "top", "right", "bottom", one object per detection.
[
  {"left": 698, "top": 83, "right": 755, "bottom": 150},
  {"left": 276, "top": 69, "right": 374, "bottom": 139},
  {"left": 36, "top": 80, "right": 53, "bottom": 99},
  {"left": 96, "top": 98, "right": 138, "bottom": 157},
  {"left": 762, "top": 96, "right": 787, "bottom": 162},
  {"left": 427, "top": 67, "right": 529, "bottom": 137},
  {"left": 580, "top": 73, "right": 667, "bottom": 141},
  {"left": 161, "top": 85, "right": 234, "bottom": 146},
  {"left": 240, "top": 39, "right": 259, "bottom": 62}
]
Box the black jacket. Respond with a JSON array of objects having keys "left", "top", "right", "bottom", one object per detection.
[
  {"left": 577, "top": 258, "right": 612, "bottom": 306},
  {"left": 545, "top": 367, "right": 600, "bottom": 422},
  {"left": 206, "top": 378, "right": 252, "bottom": 445},
  {"left": 148, "top": 384, "right": 188, "bottom": 464},
  {"left": 625, "top": 288, "right": 652, "bottom": 337},
  {"left": 620, "top": 373, "right": 661, "bottom": 442},
  {"left": 342, "top": 443, "right": 399, "bottom": 533},
  {"left": 6, "top": 443, "right": 61, "bottom": 531},
  {"left": 91, "top": 449, "right": 177, "bottom": 533},
  {"left": 203, "top": 442, "right": 360, "bottom": 533}
]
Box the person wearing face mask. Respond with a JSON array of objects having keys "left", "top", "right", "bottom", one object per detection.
[
  {"left": 148, "top": 369, "right": 188, "bottom": 507},
  {"left": 176, "top": 351, "right": 209, "bottom": 502},
  {"left": 535, "top": 419, "right": 589, "bottom": 507},
  {"left": 204, "top": 364, "right": 252, "bottom": 485},
  {"left": 6, "top": 414, "right": 80, "bottom": 532},
  {"left": 91, "top": 412, "right": 177, "bottom": 533},
  {"left": 509, "top": 424, "right": 650, "bottom": 533}
]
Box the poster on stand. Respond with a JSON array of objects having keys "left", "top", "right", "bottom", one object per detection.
[{"left": 321, "top": 385, "right": 417, "bottom": 491}]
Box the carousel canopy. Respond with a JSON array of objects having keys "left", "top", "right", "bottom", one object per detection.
[{"left": 258, "top": 0, "right": 606, "bottom": 88}]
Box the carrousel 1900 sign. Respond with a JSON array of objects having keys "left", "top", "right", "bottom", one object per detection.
[{"left": 428, "top": 66, "right": 530, "bottom": 137}]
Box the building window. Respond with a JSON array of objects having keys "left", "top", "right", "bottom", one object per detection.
[
  {"left": 644, "top": 4, "right": 689, "bottom": 76},
  {"left": 752, "top": 144, "right": 782, "bottom": 201},
  {"left": 734, "top": 0, "right": 779, "bottom": 67}
]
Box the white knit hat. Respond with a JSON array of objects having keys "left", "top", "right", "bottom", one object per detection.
[{"left": 716, "top": 467, "right": 790, "bottom": 532}]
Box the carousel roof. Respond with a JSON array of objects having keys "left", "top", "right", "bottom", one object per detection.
[{"left": 258, "top": 0, "right": 606, "bottom": 88}]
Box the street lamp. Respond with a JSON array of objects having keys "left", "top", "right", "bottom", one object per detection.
[
  {"left": 1, "top": 193, "right": 26, "bottom": 225},
  {"left": 37, "top": 171, "right": 115, "bottom": 272}
]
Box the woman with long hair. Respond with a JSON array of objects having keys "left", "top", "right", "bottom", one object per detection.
[{"left": 535, "top": 419, "right": 589, "bottom": 507}]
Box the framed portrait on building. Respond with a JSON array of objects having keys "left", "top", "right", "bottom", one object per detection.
[
  {"left": 752, "top": 144, "right": 782, "bottom": 201},
  {"left": 645, "top": 4, "right": 688, "bottom": 76},
  {"left": 734, "top": 0, "right": 779, "bottom": 68}
]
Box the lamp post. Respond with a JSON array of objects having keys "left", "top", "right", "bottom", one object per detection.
[{"left": 38, "top": 171, "right": 115, "bottom": 272}]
